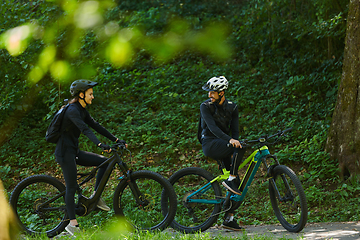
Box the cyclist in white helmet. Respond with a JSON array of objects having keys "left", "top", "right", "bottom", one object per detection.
[{"left": 199, "top": 76, "right": 245, "bottom": 230}]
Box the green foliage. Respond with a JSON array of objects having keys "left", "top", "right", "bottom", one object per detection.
[
  {"left": 0, "top": 0, "right": 59, "bottom": 118},
  {"left": 21, "top": 225, "right": 290, "bottom": 240},
  {"left": 0, "top": 0, "right": 354, "bottom": 229},
  {"left": 0, "top": 165, "right": 11, "bottom": 179}
]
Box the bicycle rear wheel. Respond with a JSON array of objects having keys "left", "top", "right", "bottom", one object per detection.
[
  {"left": 269, "top": 165, "right": 308, "bottom": 232},
  {"left": 113, "top": 170, "right": 177, "bottom": 231},
  {"left": 9, "top": 175, "right": 68, "bottom": 237},
  {"left": 164, "top": 167, "right": 222, "bottom": 233}
]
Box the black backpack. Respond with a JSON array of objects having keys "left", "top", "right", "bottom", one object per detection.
[
  {"left": 45, "top": 104, "right": 69, "bottom": 144},
  {"left": 197, "top": 116, "right": 203, "bottom": 144}
]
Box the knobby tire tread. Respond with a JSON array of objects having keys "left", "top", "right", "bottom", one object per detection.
[
  {"left": 269, "top": 165, "right": 308, "bottom": 233},
  {"left": 113, "top": 170, "right": 177, "bottom": 231},
  {"left": 10, "top": 175, "right": 68, "bottom": 237},
  {"left": 165, "top": 167, "right": 222, "bottom": 234}
]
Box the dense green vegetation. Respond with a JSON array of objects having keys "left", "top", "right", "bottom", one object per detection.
[{"left": 1, "top": 0, "right": 359, "bottom": 237}]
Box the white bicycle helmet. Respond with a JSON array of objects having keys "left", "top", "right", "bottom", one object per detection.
[{"left": 202, "top": 76, "right": 228, "bottom": 92}]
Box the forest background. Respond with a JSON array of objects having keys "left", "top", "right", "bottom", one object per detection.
[{"left": 0, "top": 0, "right": 357, "bottom": 231}]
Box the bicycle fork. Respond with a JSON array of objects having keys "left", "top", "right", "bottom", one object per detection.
[
  {"left": 117, "top": 161, "right": 148, "bottom": 207},
  {"left": 265, "top": 155, "right": 294, "bottom": 203},
  {"left": 269, "top": 173, "right": 294, "bottom": 203}
]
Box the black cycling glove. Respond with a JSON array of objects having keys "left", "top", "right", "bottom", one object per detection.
[
  {"left": 98, "top": 143, "right": 111, "bottom": 151},
  {"left": 116, "top": 139, "right": 126, "bottom": 145}
]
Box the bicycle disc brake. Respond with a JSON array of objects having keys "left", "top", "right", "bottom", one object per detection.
[
  {"left": 138, "top": 194, "right": 153, "bottom": 211},
  {"left": 33, "top": 198, "right": 50, "bottom": 224},
  {"left": 283, "top": 191, "right": 298, "bottom": 209}
]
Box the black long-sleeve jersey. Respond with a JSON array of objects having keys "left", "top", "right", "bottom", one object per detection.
[
  {"left": 55, "top": 101, "right": 116, "bottom": 158},
  {"left": 200, "top": 98, "right": 239, "bottom": 142}
]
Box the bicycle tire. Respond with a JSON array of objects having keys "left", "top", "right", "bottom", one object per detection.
[
  {"left": 113, "top": 170, "right": 177, "bottom": 231},
  {"left": 9, "top": 175, "right": 68, "bottom": 237},
  {"left": 268, "top": 165, "right": 308, "bottom": 232},
  {"left": 163, "top": 167, "right": 222, "bottom": 233}
]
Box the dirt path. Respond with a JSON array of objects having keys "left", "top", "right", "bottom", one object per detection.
[
  {"left": 165, "top": 222, "right": 360, "bottom": 239},
  {"left": 54, "top": 222, "right": 360, "bottom": 239}
]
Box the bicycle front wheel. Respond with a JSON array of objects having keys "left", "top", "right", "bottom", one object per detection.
[
  {"left": 269, "top": 165, "right": 308, "bottom": 232},
  {"left": 9, "top": 175, "right": 68, "bottom": 237},
  {"left": 165, "top": 167, "right": 223, "bottom": 233},
  {"left": 113, "top": 170, "right": 177, "bottom": 231}
]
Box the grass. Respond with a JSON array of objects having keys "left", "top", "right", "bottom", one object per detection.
[
  {"left": 4, "top": 125, "right": 359, "bottom": 240},
  {"left": 7, "top": 150, "right": 358, "bottom": 240},
  {"left": 6, "top": 149, "right": 360, "bottom": 240},
  {"left": 20, "top": 224, "right": 304, "bottom": 240}
]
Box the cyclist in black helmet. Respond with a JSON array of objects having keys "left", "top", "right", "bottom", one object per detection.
[
  {"left": 55, "top": 79, "right": 127, "bottom": 236},
  {"left": 200, "top": 76, "right": 245, "bottom": 231}
]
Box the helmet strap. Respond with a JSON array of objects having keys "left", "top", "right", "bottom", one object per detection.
[
  {"left": 214, "top": 97, "right": 221, "bottom": 104},
  {"left": 78, "top": 91, "right": 89, "bottom": 106},
  {"left": 215, "top": 91, "right": 224, "bottom": 104}
]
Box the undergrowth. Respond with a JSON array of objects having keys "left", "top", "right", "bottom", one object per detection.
[
  {"left": 1, "top": 0, "right": 358, "bottom": 238},
  {"left": 20, "top": 219, "right": 303, "bottom": 240}
]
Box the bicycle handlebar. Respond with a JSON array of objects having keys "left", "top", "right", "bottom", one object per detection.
[
  {"left": 239, "top": 127, "right": 293, "bottom": 148},
  {"left": 267, "top": 127, "right": 292, "bottom": 139},
  {"left": 110, "top": 128, "right": 292, "bottom": 151},
  {"left": 110, "top": 142, "right": 127, "bottom": 152}
]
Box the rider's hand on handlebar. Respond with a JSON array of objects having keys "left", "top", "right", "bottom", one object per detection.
[
  {"left": 98, "top": 143, "right": 112, "bottom": 153},
  {"left": 115, "top": 138, "right": 128, "bottom": 148},
  {"left": 229, "top": 139, "right": 242, "bottom": 148}
]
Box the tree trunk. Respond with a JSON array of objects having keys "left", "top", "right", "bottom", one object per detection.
[{"left": 325, "top": 0, "right": 360, "bottom": 179}]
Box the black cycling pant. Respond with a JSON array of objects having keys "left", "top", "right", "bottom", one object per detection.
[
  {"left": 202, "top": 138, "right": 246, "bottom": 214},
  {"left": 202, "top": 138, "right": 245, "bottom": 175},
  {"left": 58, "top": 150, "right": 108, "bottom": 220}
]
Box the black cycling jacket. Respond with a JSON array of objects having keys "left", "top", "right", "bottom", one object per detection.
[
  {"left": 55, "top": 101, "right": 116, "bottom": 159},
  {"left": 200, "top": 98, "right": 239, "bottom": 142}
]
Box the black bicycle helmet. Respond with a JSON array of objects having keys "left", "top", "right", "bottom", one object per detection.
[{"left": 70, "top": 79, "right": 98, "bottom": 96}]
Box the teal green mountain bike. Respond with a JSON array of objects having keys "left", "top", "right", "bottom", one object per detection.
[{"left": 162, "top": 128, "right": 308, "bottom": 233}]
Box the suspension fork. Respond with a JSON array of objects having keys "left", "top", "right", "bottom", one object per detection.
[
  {"left": 117, "top": 161, "right": 145, "bottom": 205},
  {"left": 265, "top": 155, "right": 293, "bottom": 202}
]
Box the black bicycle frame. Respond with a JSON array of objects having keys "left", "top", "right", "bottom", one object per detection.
[{"left": 37, "top": 148, "right": 134, "bottom": 216}]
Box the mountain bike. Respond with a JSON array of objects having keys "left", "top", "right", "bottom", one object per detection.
[
  {"left": 162, "top": 128, "right": 308, "bottom": 233},
  {"left": 9, "top": 142, "right": 177, "bottom": 238}
]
